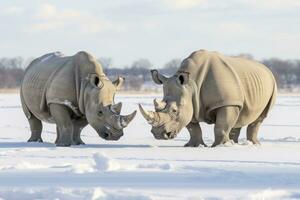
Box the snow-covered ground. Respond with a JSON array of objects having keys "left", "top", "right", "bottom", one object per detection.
[{"left": 0, "top": 93, "right": 299, "bottom": 200}]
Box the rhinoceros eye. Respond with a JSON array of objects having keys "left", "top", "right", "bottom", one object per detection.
[
  {"left": 170, "top": 108, "right": 178, "bottom": 119},
  {"left": 97, "top": 110, "right": 103, "bottom": 116}
]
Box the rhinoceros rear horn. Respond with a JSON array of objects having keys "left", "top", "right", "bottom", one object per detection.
[
  {"left": 111, "top": 102, "right": 122, "bottom": 114},
  {"left": 120, "top": 110, "right": 137, "bottom": 128},
  {"left": 154, "top": 98, "right": 166, "bottom": 111}
]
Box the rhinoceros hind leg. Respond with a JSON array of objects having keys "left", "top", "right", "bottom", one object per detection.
[
  {"left": 247, "top": 119, "right": 263, "bottom": 145},
  {"left": 212, "top": 106, "right": 239, "bottom": 147},
  {"left": 184, "top": 122, "right": 207, "bottom": 147},
  {"left": 229, "top": 127, "right": 241, "bottom": 143},
  {"left": 27, "top": 115, "right": 43, "bottom": 143},
  {"left": 50, "top": 104, "right": 73, "bottom": 147}
]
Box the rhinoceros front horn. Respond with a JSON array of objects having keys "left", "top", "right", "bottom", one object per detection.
[
  {"left": 139, "top": 104, "right": 158, "bottom": 126},
  {"left": 120, "top": 110, "right": 137, "bottom": 128}
]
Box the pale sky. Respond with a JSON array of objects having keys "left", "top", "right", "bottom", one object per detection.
[{"left": 0, "top": 0, "right": 299, "bottom": 67}]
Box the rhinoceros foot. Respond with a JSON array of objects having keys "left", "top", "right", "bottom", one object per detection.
[
  {"left": 56, "top": 137, "right": 72, "bottom": 147},
  {"left": 56, "top": 141, "right": 72, "bottom": 147},
  {"left": 27, "top": 137, "right": 43, "bottom": 143},
  {"left": 184, "top": 140, "right": 207, "bottom": 147},
  {"left": 211, "top": 134, "right": 231, "bottom": 147},
  {"left": 247, "top": 139, "right": 261, "bottom": 145},
  {"left": 72, "top": 138, "right": 85, "bottom": 145}
]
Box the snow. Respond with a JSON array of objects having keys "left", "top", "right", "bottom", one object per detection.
[
  {"left": 0, "top": 93, "right": 300, "bottom": 199},
  {"left": 92, "top": 153, "right": 121, "bottom": 172}
]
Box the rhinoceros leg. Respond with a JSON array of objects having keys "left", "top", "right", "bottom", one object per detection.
[
  {"left": 72, "top": 119, "right": 88, "bottom": 145},
  {"left": 184, "top": 122, "right": 207, "bottom": 147},
  {"left": 27, "top": 115, "right": 43, "bottom": 143},
  {"left": 212, "top": 106, "right": 240, "bottom": 147},
  {"left": 54, "top": 126, "right": 60, "bottom": 144},
  {"left": 246, "top": 119, "right": 263, "bottom": 145},
  {"left": 229, "top": 127, "right": 241, "bottom": 143},
  {"left": 49, "top": 104, "right": 73, "bottom": 147}
]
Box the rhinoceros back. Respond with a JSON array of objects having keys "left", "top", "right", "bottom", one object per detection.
[
  {"left": 21, "top": 52, "right": 72, "bottom": 122},
  {"left": 224, "top": 55, "right": 276, "bottom": 127},
  {"left": 180, "top": 50, "right": 276, "bottom": 127}
]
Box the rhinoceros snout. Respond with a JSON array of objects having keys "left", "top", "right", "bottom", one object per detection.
[
  {"left": 151, "top": 127, "right": 177, "bottom": 140},
  {"left": 152, "top": 132, "right": 167, "bottom": 140},
  {"left": 103, "top": 132, "right": 109, "bottom": 139},
  {"left": 102, "top": 130, "right": 123, "bottom": 141}
]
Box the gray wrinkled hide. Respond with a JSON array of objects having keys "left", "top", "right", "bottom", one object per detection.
[
  {"left": 21, "top": 51, "right": 101, "bottom": 121},
  {"left": 183, "top": 50, "right": 277, "bottom": 127},
  {"left": 20, "top": 51, "right": 135, "bottom": 146},
  {"left": 140, "top": 50, "right": 277, "bottom": 147}
]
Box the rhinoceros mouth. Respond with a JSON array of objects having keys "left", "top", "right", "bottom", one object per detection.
[
  {"left": 103, "top": 132, "right": 109, "bottom": 138},
  {"left": 152, "top": 128, "right": 177, "bottom": 140},
  {"left": 165, "top": 132, "right": 177, "bottom": 139},
  {"left": 103, "top": 131, "right": 122, "bottom": 140},
  {"left": 163, "top": 131, "right": 177, "bottom": 139},
  {"left": 102, "top": 125, "right": 123, "bottom": 140}
]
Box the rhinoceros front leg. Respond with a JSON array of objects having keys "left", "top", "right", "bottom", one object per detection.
[
  {"left": 72, "top": 119, "right": 88, "bottom": 145},
  {"left": 54, "top": 126, "right": 60, "bottom": 144},
  {"left": 27, "top": 115, "right": 43, "bottom": 143},
  {"left": 247, "top": 119, "right": 263, "bottom": 145},
  {"left": 212, "top": 106, "right": 239, "bottom": 147},
  {"left": 184, "top": 122, "right": 207, "bottom": 147},
  {"left": 229, "top": 127, "right": 241, "bottom": 143},
  {"left": 50, "top": 104, "right": 73, "bottom": 147}
]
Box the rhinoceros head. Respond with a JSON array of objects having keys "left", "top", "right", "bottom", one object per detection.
[
  {"left": 84, "top": 74, "right": 136, "bottom": 140},
  {"left": 139, "top": 70, "right": 194, "bottom": 140}
]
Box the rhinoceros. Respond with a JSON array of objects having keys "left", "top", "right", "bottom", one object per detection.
[
  {"left": 20, "top": 51, "right": 136, "bottom": 146},
  {"left": 139, "top": 50, "right": 277, "bottom": 147}
]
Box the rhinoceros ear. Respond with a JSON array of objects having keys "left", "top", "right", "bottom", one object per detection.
[
  {"left": 113, "top": 76, "right": 125, "bottom": 90},
  {"left": 177, "top": 72, "right": 189, "bottom": 85},
  {"left": 90, "top": 74, "right": 103, "bottom": 88},
  {"left": 151, "top": 69, "right": 167, "bottom": 85}
]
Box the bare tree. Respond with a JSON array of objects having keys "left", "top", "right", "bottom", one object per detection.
[
  {"left": 131, "top": 58, "right": 152, "bottom": 69},
  {"left": 0, "top": 57, "right": 24, "bottom": 68},
  {"left": 161, "top": 58, "right": 181, "bottom": 75},
  {"left": 0, "top": 57, "right": 25, "bottom": 88}
]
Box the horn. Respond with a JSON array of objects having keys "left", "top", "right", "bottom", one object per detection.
[
  {"left": 111, "top": 102, "right": 122, "bottom": 114},
  {"left": 154, "top": 98, "right": 166, "bottom": 111},
  {"left": 139, "top": 104, "right": 157, "bottom": 124},
  {"left": 119, "top": 110, "right": 137, "bottom": 128}
]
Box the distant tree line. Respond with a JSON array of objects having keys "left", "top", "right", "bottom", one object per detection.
[
  {"left": 0, "top": 55, "right": 299, "bottom": 91},
  {"left": 262, "top": 59, "right": 300, "bottom": 91},
  {"left": 101, "top": 58, "right": 181, "bottom": 90},
  {"left": 0, "top": 57, "right": 27, "bottom": 88}
]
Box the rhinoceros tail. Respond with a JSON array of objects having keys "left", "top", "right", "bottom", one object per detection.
[
  {"left": 270, "top": 80, "right": 277, "bottom": 109},
  {"left": 20, "top": 85, "right": 32, "bottom": 119},
  {"left": 259, "top": 79, "right": 277, "bottom": 120}
]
